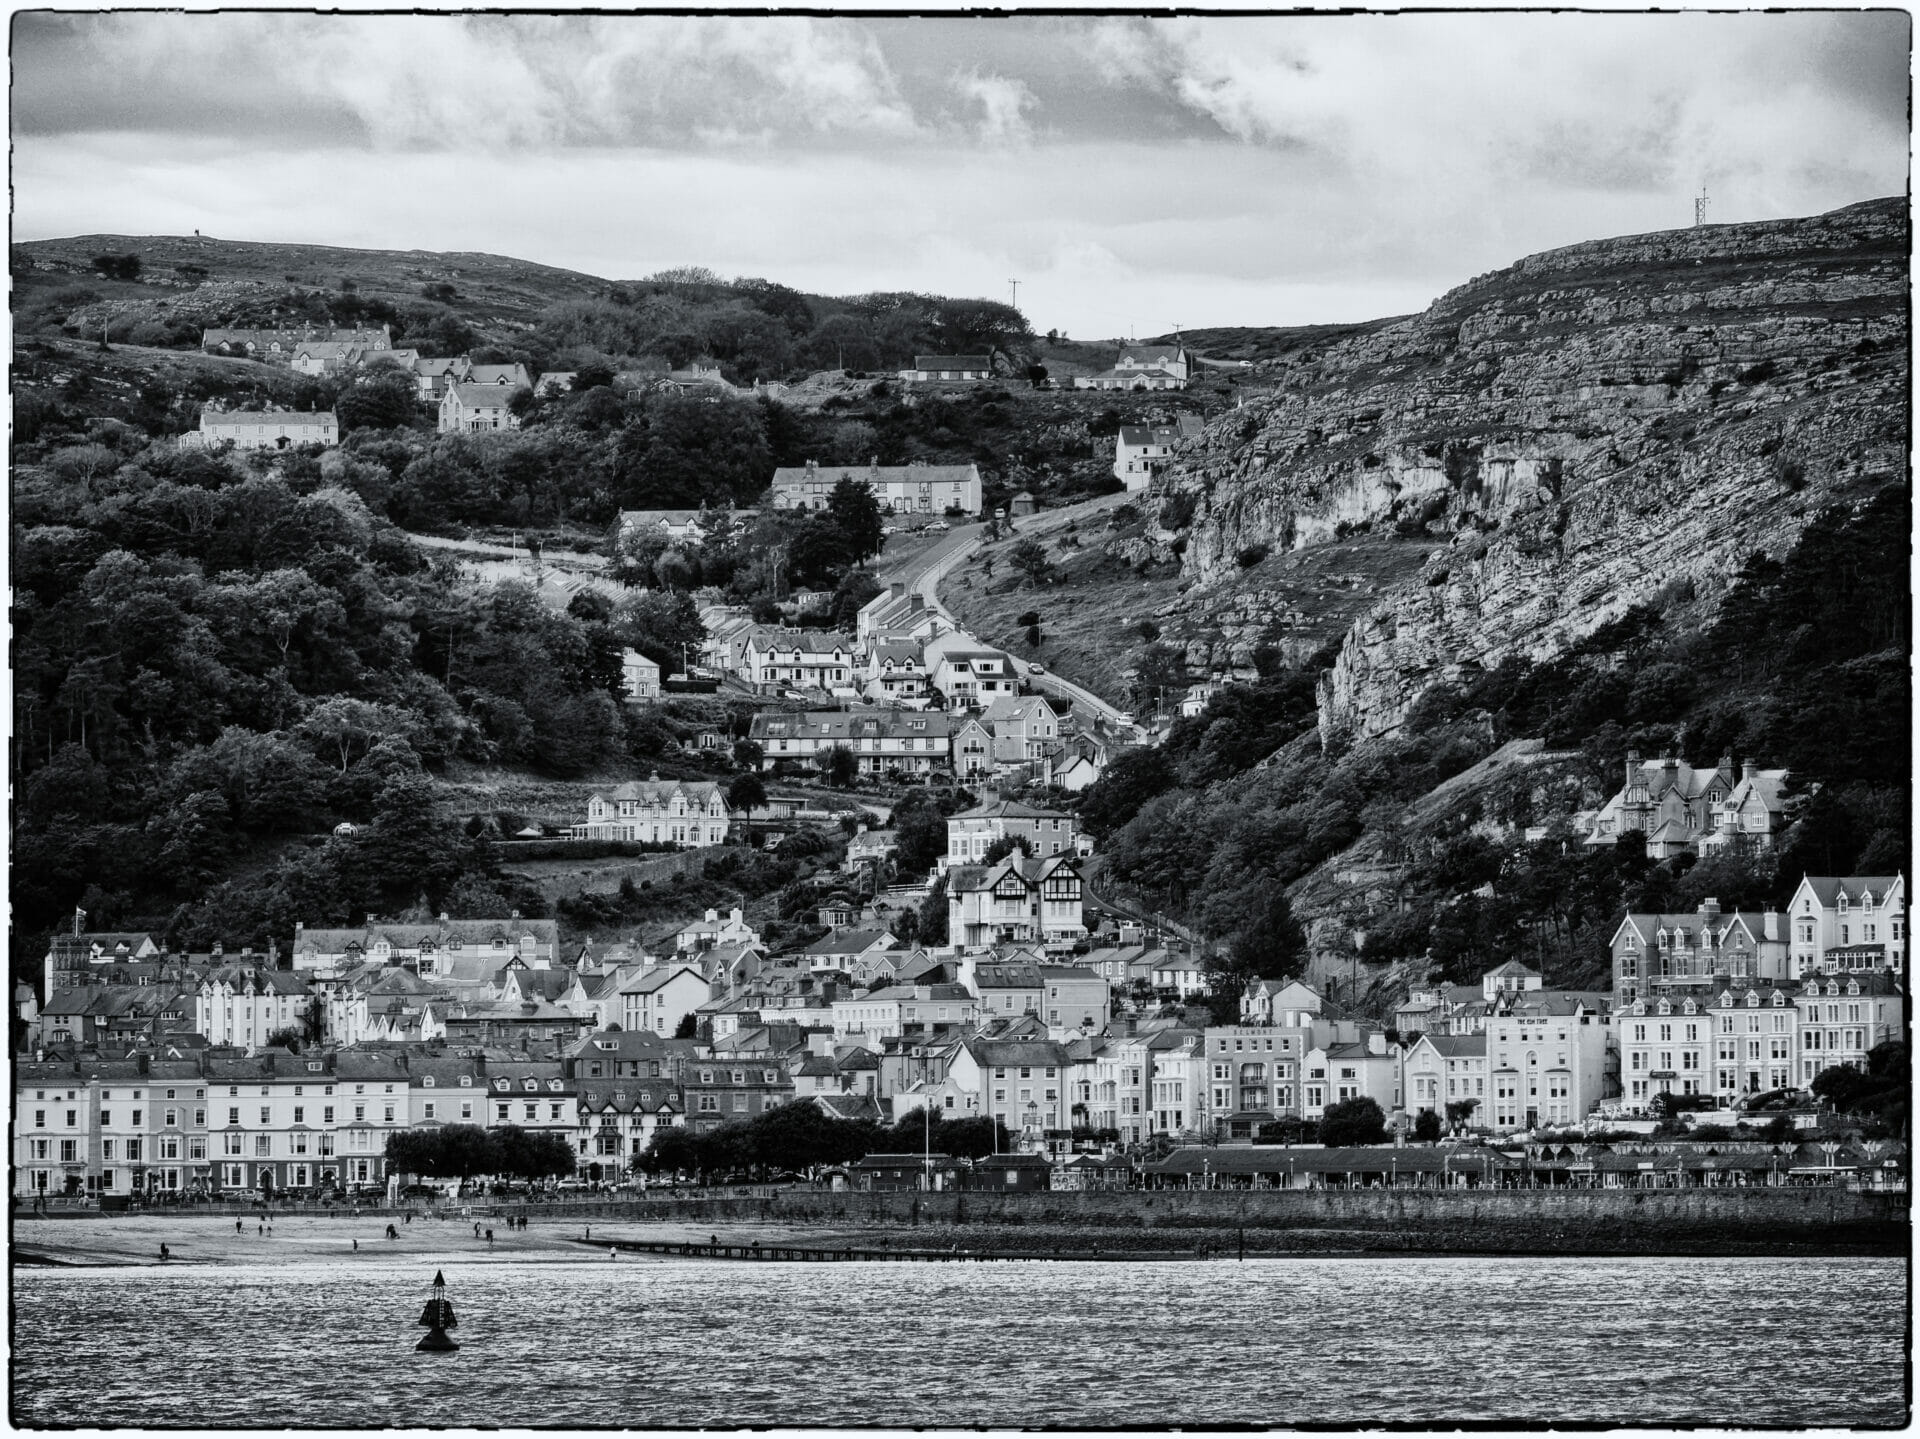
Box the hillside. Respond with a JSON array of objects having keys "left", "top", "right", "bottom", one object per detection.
[
  {"left": 1154, "top": 197, "right": 1907, "bottom": 739},
  {"left": 1064, "top": 198, "right": 1909, "bottom": 1017}
]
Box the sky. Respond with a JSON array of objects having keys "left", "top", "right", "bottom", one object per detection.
[{"left": 11, "top": 10, "right": 1910, "bottom": 337}]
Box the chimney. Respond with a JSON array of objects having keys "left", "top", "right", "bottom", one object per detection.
[
  {"left": 1700, "top": 898, "right": 1721, "bottom": 917},
  {"left": 1741, "top": 759, "right": 1755, "bottom": 785},
  {"left": 806, "top": 459, "right": 817, "bottom": 474},
  {"left": 366, "top": 913, "right": 376, "bottom": 927},
  {"left": 510, "top": 909, "right": 521, "bottom": 921},
  {"left": 1625, "top": 750, "right": 1640, "bottom": 788},
  {"left": 890, "top": 582, "right": 905, "bottom": 599},
  {"left": 1763, "top": 910, "right": 1780, "bottom": 941}
]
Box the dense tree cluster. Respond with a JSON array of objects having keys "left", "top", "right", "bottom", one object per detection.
[
  {"left": 10, "top": 434, "right": 714, "bottom": 968},
  {"left": 384, "top": 1124, "right": 575, "bottom": 1182},
  {"left": 639, "top": 1103, "right": 1013, "bottom": 1181}
]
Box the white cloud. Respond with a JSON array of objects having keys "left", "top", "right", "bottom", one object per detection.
[{"left": 950, "top": 71, "right": 1038, "bottom": 145}]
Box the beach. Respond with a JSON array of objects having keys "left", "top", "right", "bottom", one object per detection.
[{"left": 11, "top": 1212, "right": 888, "bottom": 1268}]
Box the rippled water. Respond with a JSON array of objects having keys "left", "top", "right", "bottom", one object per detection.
[{"left": 12, "top": 1256, "right": 1907, "bottom": 1427}]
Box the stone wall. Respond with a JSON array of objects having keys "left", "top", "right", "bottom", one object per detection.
[{"left": 594, "top": 1186, "right": 1907, "bottom": 1255}]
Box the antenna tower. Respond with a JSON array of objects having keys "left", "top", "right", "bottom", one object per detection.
[{"left": 1693, "top": 186, "right": 1709, "bottom": 228}]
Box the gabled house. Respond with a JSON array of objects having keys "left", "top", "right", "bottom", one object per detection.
[
  {"left": 1608, "top": 898, "right": 1788, "bottom": 1010},
  {"left": 573, "top": 773, "right": 730, "bottom": 848},
  {"left": 905, "top": 356, "right": 993, "bottom": 384},
  {"left": 1111, "top": 413, "right": 1205, "bottom": 486},
  {"left": 618, "top": 964, "right": 711, "bottom": 1038},
  {"left": 438, "top": 383, "right": 521, "bottom": 434},
  {"left": 1077, "top": 345, "right": 1194, "bottom": 393},
  {"left": 740, "top": 628, "right": 858, "bottom": 694},
  {"left": 946, "top": 855, "right": 1085, "bottom": 951},
  {"left": 1784, "top": 874, "right": 1906, "bottom": 980},
  {"left": 980, "top": 695, "right": 1061, "bottom": 767},
  {"left": 1585, "top": 752, "right": 1788, "bottom": 860}
]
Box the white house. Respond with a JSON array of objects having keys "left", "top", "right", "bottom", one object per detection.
[
  {"left": 945, "top": 854, "right": 1085, "bottom": 951},
  {"left": 1077, "top": 345, "right": 1193, "bottom": 392},
  {"left": 438, "top": 383, "right": 521, "bottom": 434},
  {"left": 1113, "top": 414, "right": 1205, "bottom": 488},
  {"left": 768, "top": 459, "right": 983, "bottom": 517},
  {"left": 573, "top": 774, "right": 730, "bottom": 847},
  {"left": 1784, "top": 874, "right": 1906, "bottom": 979},
  {"left": 621, "top": 649, "right": 662, "bottom": 701},
  {"left": 750, "top": 708, "right": 955, "bottom": 777},
  {"left": 740, "top": 628, "right": 858, "bottom": 693},
  {"left": 618, "top": 965, "right": 711, "bottom": 1038},
  {"left": 197, "top": 408, "right": 339, "bottom": 451},
  {"left": 944, "top": 799, "right": 1081, "bottom": 867}
]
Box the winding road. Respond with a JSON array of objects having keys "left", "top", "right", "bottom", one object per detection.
[{"left": 881, "top": 492, "right": 1143, "bottom": 736}]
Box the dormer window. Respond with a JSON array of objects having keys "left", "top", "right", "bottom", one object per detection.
[
  {"left": 459, "top": 1076, "right": 472, "bottom": 1087},
  {"left": 1837, "top": 894, "right": 1849, "bottom": 913},
  {"left": 1746, "top": 992, "right": 1760, "bottom": 1008},
  {"left": 494, "top": 1079, "right": 509, "bottom": 1091},
  {"left": 422, "top": 1076, "right": 436, "bottom": 1087}
]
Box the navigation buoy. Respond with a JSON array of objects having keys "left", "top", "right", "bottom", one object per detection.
[{"left": 415, "top": 1269, "right": 460, "bottom": 1353}]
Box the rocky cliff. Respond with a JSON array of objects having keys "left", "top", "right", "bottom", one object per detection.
[{"left": 1154, "top": 198, "right": 1908, "bottom": 743}]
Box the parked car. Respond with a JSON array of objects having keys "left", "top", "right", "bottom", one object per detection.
[
  {"left": 1028, "top": 664, "right": 1046, "bottom": 675},
  {"left": 927, "top": 520, "right": 951, "bottom": 532}
]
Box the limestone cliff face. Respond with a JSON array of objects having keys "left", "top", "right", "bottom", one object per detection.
[{"left": 1155, "top": 198, "right": 1908, "bottom": 742}]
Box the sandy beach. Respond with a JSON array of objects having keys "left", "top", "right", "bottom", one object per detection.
[{"left": 11, "top": 1212, "right": 899, "bottom": 1268}]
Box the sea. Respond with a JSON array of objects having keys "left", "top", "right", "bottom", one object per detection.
[{"left": 11, "top": 1255, "right": 1908, "bottom": 1427}]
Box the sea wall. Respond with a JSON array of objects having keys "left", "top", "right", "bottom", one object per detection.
[{"left": 591, "top": 1187, "right": 1907, "bottom": 1256}]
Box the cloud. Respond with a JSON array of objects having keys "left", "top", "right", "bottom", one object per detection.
[
  {"left": 949, "top": 71, "right": 1038, "bottom": 144},
  {"left": 13, "top": 14, "right": 925, "bottom": 150}
]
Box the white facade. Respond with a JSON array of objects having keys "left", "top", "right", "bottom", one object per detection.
[{"left": 198, "top": 410, "right": 339, "bottom": 450}]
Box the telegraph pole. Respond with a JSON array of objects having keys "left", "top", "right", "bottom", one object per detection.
[{"left": 1008, "top": 279, "right": 1020, "bottom": 312}]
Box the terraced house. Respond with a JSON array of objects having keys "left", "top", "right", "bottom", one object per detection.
[
  {"left": 749, "top": 708, "right": 954, "bottom": 776},
  {"left": 740, "top": 628, "right": 858, "bottom": 693},
  {"left": 683, "top": 1058, "right": 793, "bottom": 1134},
  {"left": 574, "top": 775, "right": 731, "bottom": 847}
]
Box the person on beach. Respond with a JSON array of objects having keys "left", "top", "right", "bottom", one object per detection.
[
  {"left": 473, "top": 1222, "right": 481, "bottom": 1238},
  {"left": 486, "top": 1228, "right": 494, "bottom": 1248},
  {"left": 236, "top": 1219, "right": 243, "bottom": 1235},
  {"left": 352, "top": 1239, "right": 358, "bottom": 1251},
  {"left": 159, "top": 1244, "right": 170, "bottom": 1262},
  {"left": 257, "top": 1222, "right": 264, "bottom": 1235}
]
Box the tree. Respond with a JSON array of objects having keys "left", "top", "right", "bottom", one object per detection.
[
  {"left": 492, "top": 1125, "right": 576, "bottom": 1181},
  {"left": 827, "top": 478, "right": 885, "bottom": 565},
  {"left": 727, "top": 772, "right": 767, "bottom": 814},
  {"left": 1318, "top": 1096, "right": 1387, "bottom": 1147},
  {"left": 673, "top": 1013, "right": 699, "bottom": 1040},
  {"left": 918, "top": 873, "right": 949, "bottom": 945},
  {"left": 822, "top": 744, "right": 858, "bottom": 788},
  {"left": 614, "top": 589, "right": 704, "bottom": 672},
  {"left": 1413, "top": 1108, "right": 1443, "bottom": 1143},
  {"left": 1009, "top": 538, "right": 1053, "bottom": 587},
  {"left": 733, "top": 738, "right": 764, "bottom": 770},
  {"left": 1443, "top": 1098, "right": 1480, "bottom": 1133},
  {"left": 981, "top": 834, "right": 1031, "bottom": 865}
]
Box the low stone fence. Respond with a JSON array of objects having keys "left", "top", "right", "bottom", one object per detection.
[{"left": 589, "top": 1186, "right": 1908, "bottom": 1255}]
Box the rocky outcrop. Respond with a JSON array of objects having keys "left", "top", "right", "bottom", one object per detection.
[{"left": 1153, "top": 198, "right": 1909, "bottom": 742}]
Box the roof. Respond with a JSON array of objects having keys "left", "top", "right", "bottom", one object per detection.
[
  {"left": 1119, "top": 344, "right": 1188, "bottom": 364},
  {"left": 1147, "top": 1145, "right": 1517, "bottom": 1177},
  {"left": 802, "top": 929, "right": 894, "bottom": 958},
  {"left": 751, "top": 710, "right": 953, "bottom": 742},
  {"left": 620, "top": 964, "right": 710, "bottom": 995},
  {"left": 1797, "top": 876, "right": 1904, "bottom": 908},
  {"left": 913, "top": 355, "right": 992, "bottom": 370},
  {"left": 1408, "top": 1034, "right": 1488, "bottom": 1059},
  {"left": 203, "top": 410, "right": 337, "bottom": 428},
  {"left": 445, "top": 383, "right": 519, "bottom": 408},
  {"left": 951, "top": 799, "right": 1069, "bottom": 823},
  {"left": 770, "top": 464, "right": 980, "bottom": 491},
  {"left": 590, "top": 777, "right": 727, "bottom": 806}
]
